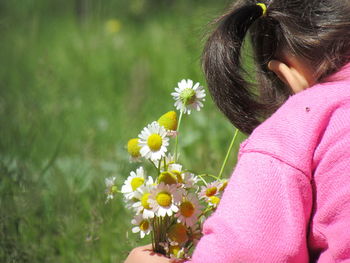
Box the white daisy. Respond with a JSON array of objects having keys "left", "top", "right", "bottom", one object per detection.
[
  {"left": 105, "top": 176, "right": 117, "bottom": 202},
  {"left": 132, "top": 184, "right": 156, "bottom": 219},
  {"left": 131, "top": 214, "right": 152, "bottom": 238},
  {"left": 138, "top": 122, "right": 169, "bottom": 162},
  {"left": 199, "top": 181, "right": 221, "bottom": 200},
  {"left": 176, "top": 193, "right": 202, "bottom": 227},
  {"left": 121, "top": 167, "right": 146, "bottom": 200},
  {"left": 171, "top": 79, "right": 206, "bottom": 114},
  {"left": 148, "top": 182, "right": 183, "bottom": 217},
  {"left": 181, "top": 172, "right": 199, "bottom": 189},
  {"left": 160, "top": 240, "right": 188, "bottom": 260},
  {"left": 124, "top": 176, "right": 154, "bottom": 209}
]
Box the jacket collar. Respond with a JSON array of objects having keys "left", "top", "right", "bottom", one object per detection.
[{"left": 325, "top": 62, "right": 350, "bottom": 82}]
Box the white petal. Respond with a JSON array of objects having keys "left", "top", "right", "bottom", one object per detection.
[
  {"left": 132, "top": 202, "right": 141, "bottom": 208},
  {"left": 172, "top": 205, "right": 179, "bottom": 213},
  {"left": 186, "top": 79, "right": 193, "bottom": 89},
  {"left": 143, "top": 209, "right": 154, "bottom": 219},
  {"left": 121, "top": 185, "right": 129, "bottom": 193},
  {"left": 146, "top": 176, "right": 154, "bottom": 185},
  {"left": 140, "top": 231, "right": 145, "bottom": 239},
  {"left": 166, "top": 209, "right": 173, "bottom": 217},
  {"left": 151, "top": 152, "right": 161, "bottom": 161},
  {"left": 178, "top": 79, "right": 186, "bottom": 89},
  {"left": 140, "top": 147, "right": 149, "bottom": 156},
  {"left": 196, "top": 92, "right": 205, "bottom": 99},
  {"left": 158, "top": 208, "right": 167, "bottom": 217}
]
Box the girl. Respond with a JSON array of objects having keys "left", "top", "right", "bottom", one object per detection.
[{"left": 125, "top": 0, "right": 350, "bottom": 262}]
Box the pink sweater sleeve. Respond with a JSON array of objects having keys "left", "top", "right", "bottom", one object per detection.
[{"left": 187, "top": 151, "right": 313, "bottom": 263}]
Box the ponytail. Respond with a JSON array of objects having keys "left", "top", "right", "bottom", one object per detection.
[
  {"left": 203, "top": 4, "right": 269, "bottom": 134},
  {"left": 203, "top": 0, "right": 350, "bottom": 134}
]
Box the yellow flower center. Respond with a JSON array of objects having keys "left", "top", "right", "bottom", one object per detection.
[
  {"left": 158, "top": 171, "right": 177, "bottom": 185},
  {"left": 169, "top": 245, "right": 181, "bottom": 257},
  {"left": 158, "top": 111, "right": 178, "bottom": 131},
  {"left": 209, "top": 196, "right": 220, "bottom": 206},
  {"left": 180, "top": 88, "right": 196, "bottom": 105},
  {"left": 131, "top": 177, "right": 144, "bottom": 191},
  {"left": 156, "top": 191, "right": 172, "bottom": 207},
  {"left": 205, "top": 187, "right": 217, "bottom": 197},
  {"left": 127, "top": 138, "right": 141, "bottom": 158},
  {"left": 168, "top": 223, "right": 188, "bottom": 244},
  {"left": 180, "top": 201, "right": 195, "bottom": 217},
  {"left": 139, "top": 220, "right": 149, "bottom": 231},
  {"left": 147, "top": 134, "right": 163, "bottom": 151},
  {"left": 141, "top": 193, "right": 151, "bottom": 210}
]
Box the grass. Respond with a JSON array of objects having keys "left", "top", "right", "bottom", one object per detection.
[{"left": 0, "top": 1, "right": 247, "bottom": 262}]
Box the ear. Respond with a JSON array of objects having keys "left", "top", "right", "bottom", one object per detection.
[{"left": 268, "top": 60, "right": 309, "bottom": 93}]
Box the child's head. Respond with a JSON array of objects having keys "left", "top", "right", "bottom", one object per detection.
[{"left": 202, "top": 0, "right": 350, "bottom": 134}]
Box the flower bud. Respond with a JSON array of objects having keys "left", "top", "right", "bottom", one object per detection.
[
  {"left": 158, "top": 171, "right": 178, "bottom": 185},
  {"left": 158, "top": 111, "right": 178, "bottom": 131},
  {"left": 127, "top": 138, "right": 141, "bottom": 158}
]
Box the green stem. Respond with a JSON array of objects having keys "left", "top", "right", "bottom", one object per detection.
[
  {"left": 198, "top": 206, "right": 214, "bottom": 218},
  {"left": 157, "top": 159, "right": 161, "bottom": 174},
  {"left": 174, "top": 109, "right": 184, "bottom": 162},
  {"left": 149, "top": 159, "right": 158, "bottom": 173},
  {"left": 197, "top": 174, "right": 208, "bottom": 186},
  {"left": 163, "top": 156, "right": 166, "bottom": 170},
  {"left": 151, "top": 219, "right": 155, "bottom": 251},
  {"left": 218, "top": 128, "right": 239, "bottom": 179},
  {"left": 198, "top": 174, "right": 219, "bottom": 180},
  {"left": 155, "top": 217, "right": 160, "bottom": 252}
]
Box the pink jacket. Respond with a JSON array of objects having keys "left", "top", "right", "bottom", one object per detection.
[{"left": 188, "top": 63, "right": 350, "bottom": 262}]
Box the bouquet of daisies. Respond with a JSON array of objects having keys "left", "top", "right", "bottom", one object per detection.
[{"left": 105, "top": 79, "right": 238, "bottom": 260}]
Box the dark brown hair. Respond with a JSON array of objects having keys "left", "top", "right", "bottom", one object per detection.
[{"left": 202, "top": 0, "right": 350, "bottom": 134}]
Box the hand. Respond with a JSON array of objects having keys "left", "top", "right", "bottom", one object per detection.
[{"left": 124, "top": 244, "right": 182, "bottom": 263}]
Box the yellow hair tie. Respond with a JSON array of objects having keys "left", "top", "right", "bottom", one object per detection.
[{"left": 256, "top": 3, "right": 267, "bottom": 16}]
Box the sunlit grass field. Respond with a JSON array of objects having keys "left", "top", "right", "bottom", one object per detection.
[{"left": 0, "top": 1, "right": 247, "bottom": 262}]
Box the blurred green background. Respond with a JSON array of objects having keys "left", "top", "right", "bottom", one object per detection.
[{"left": 0, "top": 0, "right": 247, "bottom": 262}]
